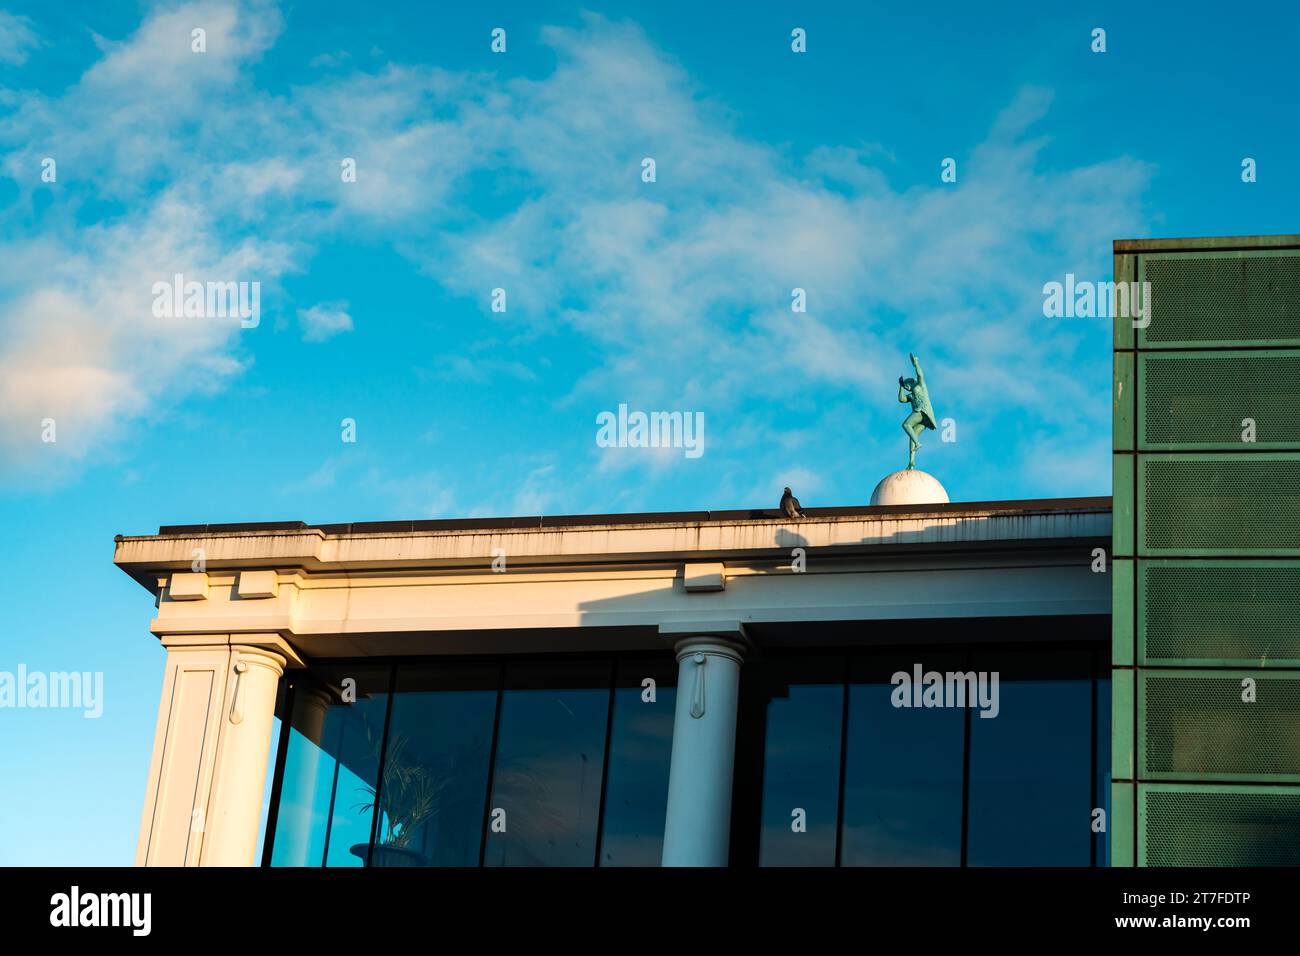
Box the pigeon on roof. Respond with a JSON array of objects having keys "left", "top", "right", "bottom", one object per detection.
[{"left": 780, "top": 487, "right": 805, "bottom": 519}]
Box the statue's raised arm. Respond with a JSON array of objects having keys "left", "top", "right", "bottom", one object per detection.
[{"left": 910, "top": 352, "right": 924, "bottom": 385}]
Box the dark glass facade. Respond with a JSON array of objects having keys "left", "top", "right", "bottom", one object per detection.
[
  {"left": 384, "top": 662, "right": 498, "bottom": 866},
  {"left": 265, "top": 640, "right": 1108, "bottom": 867},
  {"left": 841, "top": 653, "right": 966, "bottom": 866},
  {"left": 268, "top": 665, "right": 390, "bottom": 868},
  {"left": 266, "top": 657, "right": 676, "bottom": 867},
  {"left": 734, "top": 645, "right": 1110, "bottom": 867}
]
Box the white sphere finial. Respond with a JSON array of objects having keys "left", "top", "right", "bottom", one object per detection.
[{"left": 870, "top": 469, "right": 949, "bottom": 506}]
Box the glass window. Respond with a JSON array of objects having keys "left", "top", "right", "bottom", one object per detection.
[
  {"left": 1095, "top": 661, "right": 1111, "bottom": 867},
  {"left": 483, "top": 660, "right": 613, "bottom": 867},
  {"left": 266, "top": 643, "right": 1108, "bottom": 868},
  {"left": 597, "top": 660, "right": 677, "bottom": 866},
  {"left": 757, "top": 657, "right": 845, "bottom": 866},
  {"left": 966, "top": 650, "right": 1093, "bottom": 866},
  {"left": 741, "top": 645, "right": 1105, "bottom": 868},
  {"left": 256, "top": 714, "right": 281, "bottom": 864},
  {"left": 270, "top": 665, "right": 391, "bottom": 867},
  {"left": 840, "top": 653, "right": 966, "bottom": 866},
  {"left": 371, "top": 662, "right": 500, "bottom": 867}
]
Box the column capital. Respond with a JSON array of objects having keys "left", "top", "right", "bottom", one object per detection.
[
  {"left": 229, "top": 644, "right": 288, "bottom": 679},
  {"left": 291, "top": 681, "right": 337, "bottom": 708},
  {"left": 658, "top": 621, "right": 749, "bottom": 663},
  {"left": 159, "top": 632, "right": 305, "bottom": 668}
]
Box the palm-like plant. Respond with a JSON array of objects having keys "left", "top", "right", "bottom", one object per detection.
[{"left": 353, "top": 721, "right": 445, "bottom": 850}]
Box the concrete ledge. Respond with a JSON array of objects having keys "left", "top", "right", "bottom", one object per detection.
[{"left": 116, "top": 501, "right": 1111, "bottom": 588}]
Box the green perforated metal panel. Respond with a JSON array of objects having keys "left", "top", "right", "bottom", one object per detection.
[
  {"left": 1139, "top": 350, "right": 1300, "bottom": 449},
  {"left": 1139, "top": 454, "right": 1300, "bottom": 554},
  {"left": 1138, "top": 251, "right": 1300, "bottom": 348},
  {"left": 1139, "top": 560, "right": 1300, "bottom": 665},
  {"left": 1121, "top": 239, "right": 1300, "bottom": 867},
  {"left": 1140, "top": 785, "right": 1300, "bottom": 866},
  {"left": 1140, "top": 670, "right": 1300, "bottom": 781}
]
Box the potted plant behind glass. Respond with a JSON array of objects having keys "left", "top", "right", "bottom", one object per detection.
[{"left": 350, "top": 722, "right": 444, "bottom": 867}]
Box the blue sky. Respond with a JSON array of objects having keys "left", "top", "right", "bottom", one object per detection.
[{"left": 0, "top": 0, "right": 1297, "bottom": 865}]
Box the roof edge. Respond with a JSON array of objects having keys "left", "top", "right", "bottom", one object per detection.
[
  {"left": 141, "top": 496, "right": 1112, "bottom": 539},
  {"left": 1114, "top": 234, "right": 1300, "bottom": 253}
]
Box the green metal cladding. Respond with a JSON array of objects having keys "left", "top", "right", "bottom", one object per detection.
[{"left": 1112, "top": 235, "right": 1300, "bottom": 866}]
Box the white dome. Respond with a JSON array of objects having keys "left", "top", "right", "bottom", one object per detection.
[{"left": 870, "top": 469, "right": 950, "bottom": 506}]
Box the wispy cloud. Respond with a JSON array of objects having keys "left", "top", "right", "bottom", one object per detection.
[
  {"left": 417, "top": 355, "right": 537, "bottom": 385},
  {"left": 0, "top": 1, "right": 1149, "bottom": 505},
  {"left": 297, "top": 301, "right": 353, "bottom": 342},
  {"left": 0, "top": 11, "right": 42, "bottom": 65},
  {"left": 308, "top": 50, "right": 350, "bottom": 69}
]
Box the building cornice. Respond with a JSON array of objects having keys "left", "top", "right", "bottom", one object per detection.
[{"left": 114, "top": 499, "right": 1111, "bottom": 591}]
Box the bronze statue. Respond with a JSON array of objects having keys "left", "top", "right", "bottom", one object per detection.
[{"left": 898, "top": 352, "right": 937, "bottom": 470}]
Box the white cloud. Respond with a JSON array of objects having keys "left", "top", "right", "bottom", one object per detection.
[
  {"left": 297, "top": 301, "right": 353, "bottom": 342},
  {"left": 0, "top": 12, "right": 41, "bottom": 65},
  {"left": 282, "top": 451, "right": 457, "bottom": 518},
  {"left": 417, "top": 355, "right": 537, "bottom": 385},
  {"left": 464, "top": 461, "right": 561, "bottom": 518},
  {"left": 0, "top": 192, "right": 265, "bottom": 479},
  {"left": 0, "top": 2, "right": 1150, "bottom": 501},
  {"left": 308, "top": 50, "right": 350, "bottom": 69}
]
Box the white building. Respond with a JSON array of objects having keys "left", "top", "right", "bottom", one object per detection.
[{"left": 115, "top": 495, "right": 1110, "bottom": 867}]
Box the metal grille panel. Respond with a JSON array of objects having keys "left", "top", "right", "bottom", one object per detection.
[
  {"left": 1142, "top": 563, "right": 1300, "bottom": 664},
  {"left": 1143, "top": 787, "right": 1300, "bottom": 866},
  {"left": 1141, "top": 351, "right": 1300, "bottom": 448},
  {"left": 1141, "top": 456, "right": 1300, "bottom": 553},
  {"left": 1143, "top": 253, "right": 1300, "bottom": 346},
  {"left": 1143, "top": 672, "right": 1300, "bottom": 779}
]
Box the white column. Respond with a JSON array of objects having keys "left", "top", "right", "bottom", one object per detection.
[
  {"left": 136, "top": 636, "right": 295, "bottom": 866},
  {"left": 202, "top": 645, "right": 287, "bottom": 865},
  {"left": 660, "top": 624, "right": 748, "bottom": 867}
]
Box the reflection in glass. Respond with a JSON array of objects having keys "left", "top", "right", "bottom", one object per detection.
[
  {"left": 1095, "top": 667, "right": 1111, "bottom": 867},
  {"left": 840, "top": 654, "right": 965, "bottom": 866},
  {"left": 266, "top": 644, "right": 1108, "bottom": 868},
  {"left": 256, "top": 715, "right": 281, "bottom": 861},
  {"left": 371, "top": 663, "right": 499, "bottom": 867},
  {"left": 270, "top": 665, "right": 391, "bottom": 867},
  {"left": 484, "top": 661, "right": 612, "bottom": 867},
  {"left": 758, "top": 658, "right": 844, "bottom": 866},
  {"left": 598, "top": 660, "right": 677, "bottom": 866},
  {"left": 967, "top": 651, "right": 1092, "bottom": 866}
]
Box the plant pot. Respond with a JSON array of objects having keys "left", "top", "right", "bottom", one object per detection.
[{"left": 349, "top": 843, "right": 428, "bottom": 867}]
